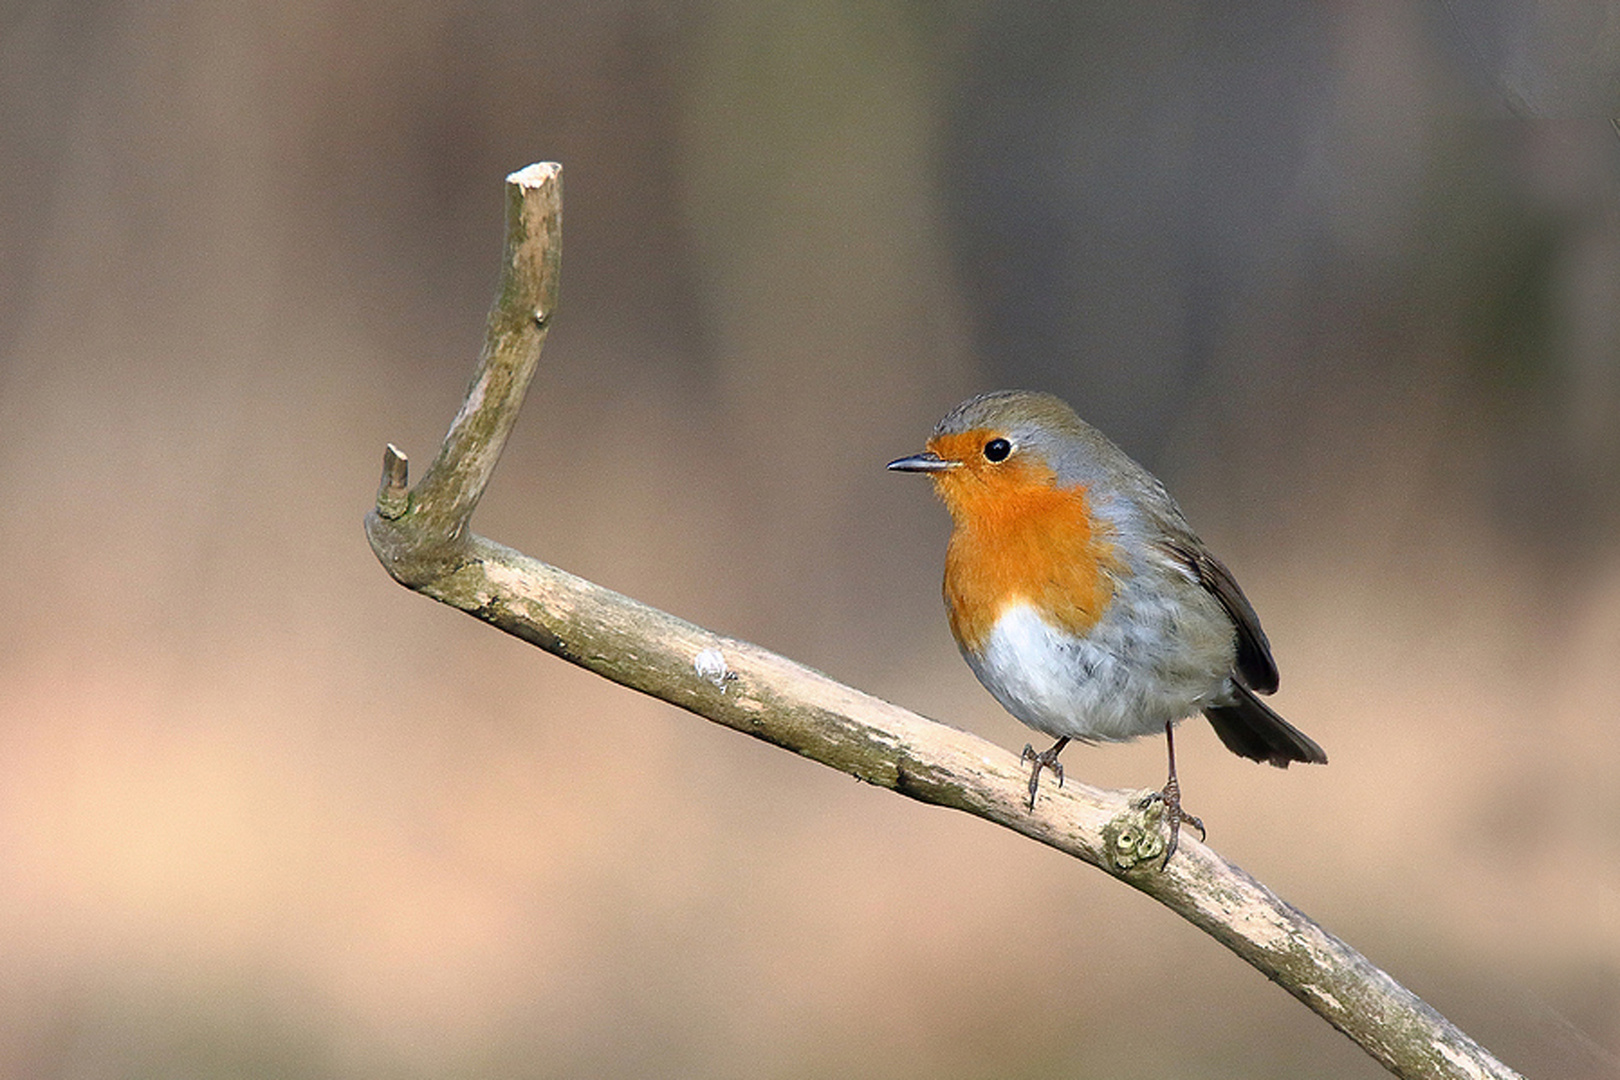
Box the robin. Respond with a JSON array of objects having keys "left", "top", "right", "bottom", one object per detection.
[{"left": 888, "top": 390, "right": 1326, "bottom": 864}]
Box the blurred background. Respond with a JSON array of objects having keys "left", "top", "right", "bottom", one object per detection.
[{"left": 2, "top": 2, "right": 1618, "bottom": 1077}]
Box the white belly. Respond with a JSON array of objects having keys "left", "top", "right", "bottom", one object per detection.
[{"left": 964, "top": 599, "right": 1234, "bottom": 743}]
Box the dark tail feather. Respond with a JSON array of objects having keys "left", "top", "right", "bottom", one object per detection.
[{"left": 1203, "top": 681, "right": 1327, "bottom": 768}]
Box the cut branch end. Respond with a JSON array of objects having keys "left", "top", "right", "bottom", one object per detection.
[{"left": 375, "top": 443, "right": 410, "bottom": 519}]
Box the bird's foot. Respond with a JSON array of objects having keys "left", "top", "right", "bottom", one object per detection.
[
  {"left": 1020, "top": 740, "right": 1067, "bottom": 810},
  {"left": 1135, "top": 777, "right": 1205, "bottom": 868}
]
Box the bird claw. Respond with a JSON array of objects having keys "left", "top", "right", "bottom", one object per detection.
[
  {"left": 1020, "top": 740, "right": 1067, "bottom": 810},
  {"left": 1137, "top": 782, "right": 1205, "bottom": 867}
]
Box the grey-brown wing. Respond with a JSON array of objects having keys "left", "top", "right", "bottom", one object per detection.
[{"left": 1160, "top": 539, "right": 1280, "bottom": 695}]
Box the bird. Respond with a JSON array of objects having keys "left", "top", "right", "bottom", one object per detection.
[{"left": 888, "top": 390, "right": 1326, "bottom": 864}]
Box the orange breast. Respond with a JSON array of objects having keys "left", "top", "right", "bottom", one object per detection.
[{"left": 929, "top": 432, "right": 1123, "bottom": 655}]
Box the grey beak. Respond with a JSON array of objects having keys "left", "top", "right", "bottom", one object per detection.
[{"left": 886, "top": 451, "right": 957, "bottom": 473}]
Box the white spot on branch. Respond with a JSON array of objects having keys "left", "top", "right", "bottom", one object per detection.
[
  {"left": 694, "top": 647, "right": 732, "bottom": 690},
  {"left": 1437, "top": 1041, "right": 1491, "bottom": 1079}
]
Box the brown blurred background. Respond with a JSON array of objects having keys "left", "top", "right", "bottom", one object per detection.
[{"left": 2, "top": 3, "right": 1618, "bottom": 1077}]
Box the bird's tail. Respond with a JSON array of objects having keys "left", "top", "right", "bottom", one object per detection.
[{"left": 1203, "top": 681, "right": 1327, "bottom": 767}]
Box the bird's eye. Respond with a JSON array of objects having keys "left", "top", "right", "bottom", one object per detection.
[{"left": 983, "top": 437, "right": 1012, "bottom": 463}]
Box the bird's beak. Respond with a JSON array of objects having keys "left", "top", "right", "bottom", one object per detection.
[{"left": 886, "top": 451, "right": 958, "bottom": 473}]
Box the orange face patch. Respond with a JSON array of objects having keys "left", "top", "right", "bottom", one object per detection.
[{"left": 925, "top": 429, "right": 1123, "bottom": 653}]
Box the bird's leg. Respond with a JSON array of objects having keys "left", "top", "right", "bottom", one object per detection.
[
  {"left": 1137, "top": 722, "right": 1205, "bottom": 866},
  {"left": 1020, "top": 736, "right": 1070, "bottom": 810}
]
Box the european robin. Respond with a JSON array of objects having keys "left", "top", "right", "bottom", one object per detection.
[{"left": 889, "top": 390, "right": 1326, "bottom": 863}]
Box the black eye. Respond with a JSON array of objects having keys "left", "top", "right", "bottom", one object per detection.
[{"left": 983, "top": 437, "right": 1012, "bottom": 462}]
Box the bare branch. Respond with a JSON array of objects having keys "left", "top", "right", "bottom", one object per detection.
[
  {"left": 367, "top": 162, "right": 561, "bottom": 583},
  {"left": 364, "top": 163, "right": 1524, "bottom": 1080}
]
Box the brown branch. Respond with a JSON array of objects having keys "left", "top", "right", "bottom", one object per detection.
[{"left": 364, "top": 162, "right": 1524, "bottom": 1080}]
